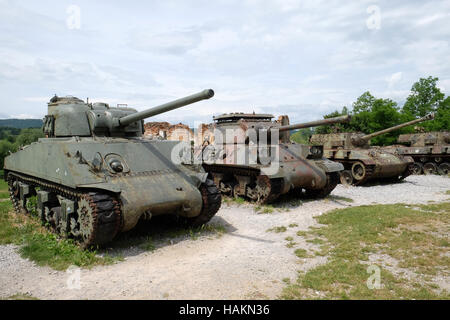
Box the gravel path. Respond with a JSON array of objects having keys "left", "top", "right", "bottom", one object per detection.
[{"left": 0, "top": 175, "right": 449, "bottom": 300}]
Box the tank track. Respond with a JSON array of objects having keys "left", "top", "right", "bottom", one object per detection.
[
  {"left": 7, "top": 171, "right": 122, "bottom": 248},
  {"left": 184, "top": 179, "right": 221, "bottom": 227},
  {"left": 204, "top": 164, "right": 284, "bottom": 203},
  {"left": 355, "top": 164, "right": 374, "bottom": 185}
]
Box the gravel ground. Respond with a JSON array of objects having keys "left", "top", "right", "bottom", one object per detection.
[{"left": 0, "top": 175, "right": 449, "bottom": 300}]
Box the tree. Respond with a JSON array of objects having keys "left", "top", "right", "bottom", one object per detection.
[
  {"left": 315, "top": 92, "right": 403, "bottom": 145},
  {"left": 14, "top": 128, "right": 44, "bottom": 148},
  {"left": 290, "top": 128, "right": 314, "bottom": 144},
  {"left": 402, "top": 76, "right": 445, "bottom": 118},
  {"left": 315, "top": 108, "right": 351, "bottom": 134},
  {"left": 0, "top": 139, "right": 16, "bottom": 169},
  {"left": 401, "top": 76, "right": 449, "bottom": 132}
]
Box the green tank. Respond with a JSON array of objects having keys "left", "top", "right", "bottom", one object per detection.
[
  {"left": 197, "top": 113, "right": 350, "bottom": 203},
  {"left": 3, "top": 89, "right": 221, "bottom": 248},
  {"left": 310, "top": 114, "right": 434, "bottom": 185}
]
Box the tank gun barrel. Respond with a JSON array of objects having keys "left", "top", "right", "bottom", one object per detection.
[
  {"left": 118, "top": 89, "right": 214, "bottom": 127},
  {"left": 359, "top": 113, "right": 435, "bottom": 142},
  {"left": 276, "top": 115, "right": 351, "bottom": 132}
]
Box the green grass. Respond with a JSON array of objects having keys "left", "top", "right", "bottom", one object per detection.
[
  {"left": 254, "top": 204, "right": 274, "bottom": 214},
  {"left": 3, "top": 293, "right": 39, "bottom": 300},
  {"left": 19, "top": 233, "right": 117, "bottom": 270},
  {"left": 266, "top": 226, "right": 287, "bottom": 233},
  {"left": 327, "top": 195, "right": 354, "bottom": 203},
  {"left": 282, "top": 202, "right": 450, "bottom": 299},
  {"left": 294, "top": 248, "right": 310, "bottom": 258},
  {"left": 0, "top": 191, "right": 121, "bottom": 270},
  {"left": 0, "top": 179, "right": 9, "bottom": 199}
]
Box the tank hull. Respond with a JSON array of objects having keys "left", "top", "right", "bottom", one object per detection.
[
  {"left": 4, "top": 137, "right": 207, "bottom": 233},
  {"left": 322, "top": 147, "right": 413, "bottom": 184},
  {"left": 199, "top": 143, "right": 343, "bottom": 202},
  {"left": 384, "top": 144, "right": 449, "bottom": 175}
]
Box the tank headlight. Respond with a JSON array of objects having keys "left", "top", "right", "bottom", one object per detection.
[
  {"left": 109, "top": 159, "right": 124, "bottom": 172},
  {"left": 310, "top": 146, "right": 323, "bottom": 157}
]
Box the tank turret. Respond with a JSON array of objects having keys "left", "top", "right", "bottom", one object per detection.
[{"left": 43, "top": 89, "right": 214, "bottom": 138}]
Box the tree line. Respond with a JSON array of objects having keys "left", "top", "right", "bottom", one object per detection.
[
  {"left": 0, "top": 128, "right": 44, "bottom": 169},
  {"left": 291, "top": 76, "right": 450, "bottom": 146}
]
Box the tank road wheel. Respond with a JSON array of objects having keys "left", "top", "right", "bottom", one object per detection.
[
  {"left": 7, "top": 175, "right": 28, "bottom": 214},
  {"left": 305, "top": 172, "right": 339, "bottom": 199},
  {"left": 351, "top": 162, "right": 367, "bottom": 183},
  {"left": 251, "top": 175, "right": 272, "bottom": 204},
  {"left": 339, "top": 170, "right": 353, "bottom": 186},
  {"left": 185, "top": 179, "right": 222, "bottom": 228},
  {"left": 423, "top": 162, "right": 438, "bottom": 175},
  {"left": 411, "top": 162, "right": 423, "bottom": 175},
  {"left": 438, "top": 162, "right": 450, "bottom": 175}
]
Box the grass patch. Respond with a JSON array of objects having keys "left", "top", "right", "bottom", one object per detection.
[
  {"left": 294, "top": 248, "right": 310, "bottom": 258},
  {"left": 254, "top": 205, "right": 274, "bottom": 214},
  {"left": 327, "top": 195, "right": 354, "bottom": 203},
  {"left": 0, "top": 197, "right": 121, "bottom": 271},
  {"left": 3, "top": 293, "right": 39, "bottom": 300},
  {"left": 0, "top": 179, "right": 9, "bottom": 199},
  {"left": 222, "top": 196, "right": 246, "bottom": 206},
  {"left": 282, "top": 202, "right": 450, "bottom": 299},
  {"left": 266, "top": 226, "right": 287, "bottom": 233},
  {"left": 285, "top": 236, "right": 296, "bottom": 248}
]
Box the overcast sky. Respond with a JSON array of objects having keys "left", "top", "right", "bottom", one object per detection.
[{"left": 0, "top": 0, "right": 449, "bottom": 125}]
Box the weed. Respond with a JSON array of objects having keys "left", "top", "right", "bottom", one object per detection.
[{"left": 266, "top": 226, "right": 287, "bottom": 233}]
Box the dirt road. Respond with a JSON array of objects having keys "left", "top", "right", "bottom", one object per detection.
[{"left": 1, "top": 175, "right": 449, "bottom": 299}]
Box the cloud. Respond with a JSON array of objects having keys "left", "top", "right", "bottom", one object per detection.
[
  {"left": 0, "top": 0, "right": 449, "bottom": 126},
  {"left": 386, "top": 72, "right": 403, "bottom": 88}
]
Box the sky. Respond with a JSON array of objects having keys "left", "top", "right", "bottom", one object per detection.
[{"left": 0, "top": 0, "right": 449, "bottom": 125}]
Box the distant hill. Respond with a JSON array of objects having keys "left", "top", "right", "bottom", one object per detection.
[{"left": 0, "top": 119, "right": 43, "bottom": 129}]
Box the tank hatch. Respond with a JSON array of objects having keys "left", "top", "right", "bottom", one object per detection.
[
  {"left": 213, "top": 112, "right": 274, "bottom": 123},
  {"left": 48, "top": 95, "right": 85, "bottom": 106}
]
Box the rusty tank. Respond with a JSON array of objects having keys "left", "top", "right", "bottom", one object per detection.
[
  {"left": 3, "top": 89, "right": 221, "bottom": 248},
  {"left": 196, "top": 113, "right": 350, "bottom": 203},
  {"left": 309, "top": 114, "right": 435, "bottom": 185},
  {"left": 388, "top": 131, "right": 450, "bottom": 175}
]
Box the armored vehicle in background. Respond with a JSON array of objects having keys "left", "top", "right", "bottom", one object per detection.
[
  {"left": 310, "top": 114, "right": 434, "bottom": 185},
  {"left": 391, "top": 131, "right": 449, "bottom": 175},
  {"left": 3, "top": 89, "right": 221, "bottom": 248},
  {"left": 197, "top": 113, "right": 350, "bottom": 203}
]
